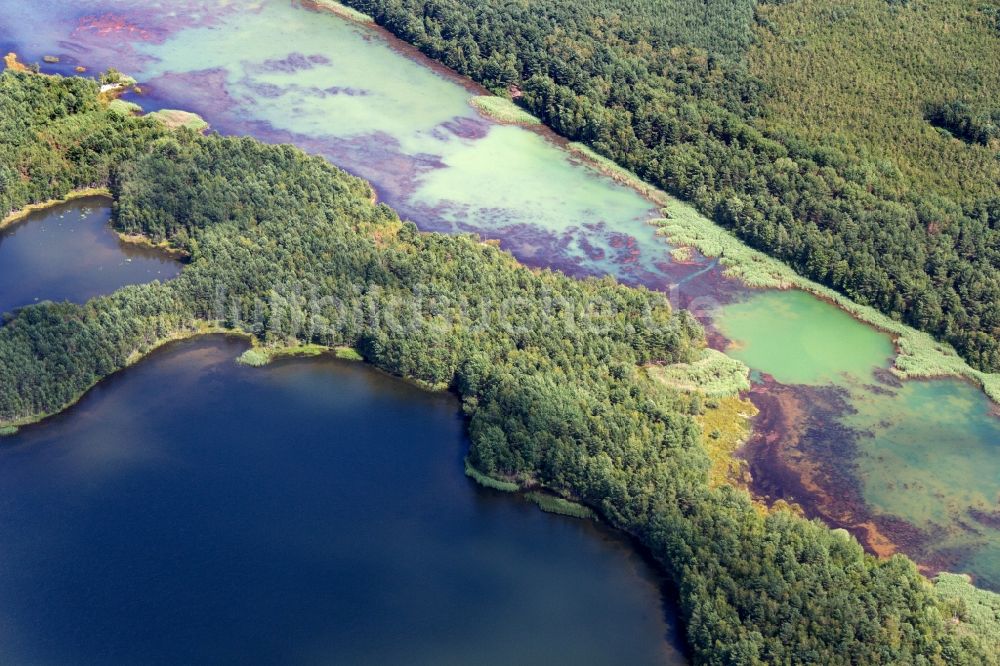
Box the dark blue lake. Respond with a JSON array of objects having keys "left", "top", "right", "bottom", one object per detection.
[
  {"left": 0, "top": 336, "right": 686, "bottom": 664},
  {"left": 0, "top": 197, "right": 180, "bottom": 315}
]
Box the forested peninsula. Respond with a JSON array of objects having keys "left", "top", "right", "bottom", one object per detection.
[
  {"left": 337, "top": 0, "right": 1000, "bottom": 374},
  {"left": 2, "top": 71, "right": 1000, "bottom": 664}
]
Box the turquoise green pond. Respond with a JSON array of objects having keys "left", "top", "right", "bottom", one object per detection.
[
  {"left": 712, "top": 289, "right": 895, "bottom": 385},
  {"left": 1, "top": 0, "right": 998, "bottom": 595}
]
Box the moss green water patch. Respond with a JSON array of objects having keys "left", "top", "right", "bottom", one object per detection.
[
  {"left": 526, "top": 492, "right": 596, "bottom": 519},
  {"left": 713, "top": 290, "right": 895, "bottom": 386},
  {"left": 470, "top": 96, "right": 540, "bottom": 124},
  {"left": 649, "top": 348, "right": 750, "bottom": 398},
  {"left": 846, "top": 379, "right": 1000, "bottom": 586},
  {"left": 0, "top": 425, "right": 17, "bottom": 437},
  {"left": 851, "top": 379, "right": 1000, "bottom": 527},
  {"left": 464, "top": 458, "right": 519, "bottom": 492},
  {"left": 134, "top": 4, "right": 472, "bottom": 147},
  {"left": 120, "top": 1, "right": 669, "bottom": 281},
  {"left": 411, "top": 126, "right": 657, "bottom": 238}
]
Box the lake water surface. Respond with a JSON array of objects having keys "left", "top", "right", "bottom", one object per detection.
[
  {"left": 0, "top": 197, "right": 180, "bottom": 315},
  {"left": 0, "top": 336, "right": 685, "bottom": 664}
]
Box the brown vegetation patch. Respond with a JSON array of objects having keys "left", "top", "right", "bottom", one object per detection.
[
  {"left": 4, "top": 53, "right": 30, "bottom": 73},
  {"left": 739, "top": 376, "right": 935, "bottom": 564}
]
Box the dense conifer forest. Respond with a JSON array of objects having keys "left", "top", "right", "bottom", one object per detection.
[
  {"left": 1, "top": 71, "right": 999, "bottom": 664},
  {"left": 339, "top": 0, "right": 1000, "bottom": 373}
]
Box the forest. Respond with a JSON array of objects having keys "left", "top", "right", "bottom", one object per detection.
[
  {"left": 1, "top": 71, "right": 999, "bottom": 664},
  {"left": 0, "top": 71, "right": 166, "bottom": 216},
  {"left": 337, "top": 0, "right": 1000, "bottom": 373}
]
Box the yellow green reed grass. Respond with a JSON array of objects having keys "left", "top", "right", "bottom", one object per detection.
[
  {"left": 146, "top": 109, "right": 209, "bottom": 132},
  {"left": 237, "top": 343, "right": 360, "bottom": 367},
  {"left": 469, "top": 96, "right": 541, "bottom": 125},
  {"left": 525, "top": 491, "right": 596, "bottom": 519},
  {"left": 236, "top": 348, "right": 269, "bottom": 367},
  {"left": 3, "top": 52, "right": 30, "bottom": 72},
  {"left": 695, "top": 395, "right": 757, "bottom": 490},
  {"left": 652, "top": 199, "right": 1000, "bottom": 403},
  {"left": 669, "top": 246, "right": 693, "bottom": 262},
  {"left": 308, "top": 0, "right": 374, "bottom": 24},
  {"left": 649, "top": 348, "right": 750, "bottom": 398},
  {"left": 647, "top": 350, "right": 755, "bottom": 491},
  {"left": 107, "top": 99, "right": 142, "bottom": 116},
  {"left": 116, "top": 232, "right": 190, "bottom": 260},
  {"left": 334, "top": 347, "right": 364, "bottom": 361},
  {"left": 464, "top": 457, "right": 519, "bottom": 492}
]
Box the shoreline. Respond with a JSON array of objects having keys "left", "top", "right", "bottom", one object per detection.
[
  {"left": 0, "top": 190, "right": 188, "bottom": 265},
  {"left": 0, "top": 188, "right": 111, "bottom": 232},
  {"left": 556, "top": 140, "right": 1000, "bottom": 406},
  {"left": 0, "top": 328, "right": 357, "bottom": 433},
  {"left": 116, "top": 232, "right": 190, "bottom": 260},
  {"left": 650, "top": 202, "right": 1000, "bottom": 405},
  {"left": 0, "top": 322, "right": 235, "bottom": 433}
]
